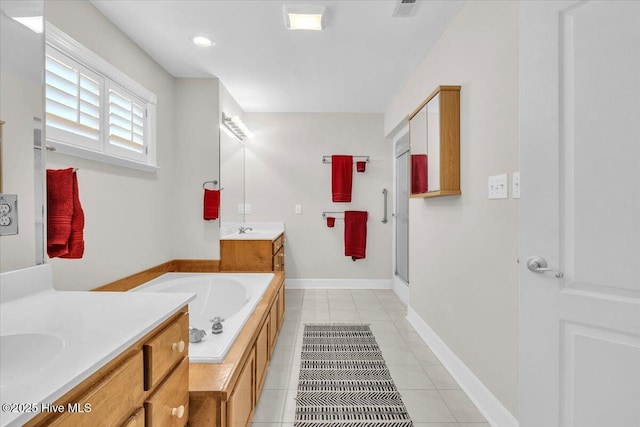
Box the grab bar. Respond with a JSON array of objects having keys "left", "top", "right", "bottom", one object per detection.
[{"left": 382, "top": 188, "right": 388, "bottom": 224}]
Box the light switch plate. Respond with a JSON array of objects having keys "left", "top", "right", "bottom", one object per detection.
[
  {"left": 512, "top": 172, "right": 520, "bottom": 199},
  {"left": 488, "top": 174, "right": 508, "bottom": 199},
  {"left": 0, "top": 194, "right": 18, "bottom": 236}
]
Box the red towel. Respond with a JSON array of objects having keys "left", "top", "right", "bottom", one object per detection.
[
  {"left": 203, "top": 189, "right": 220, "bottom": 220},
  {"left": 331, "top": 155, "right": 353, "bottom": 202},
  {"left": 411, "top": 154, "right": 428, "bottom": 194},
  {"left": 356, "top": 161, "right": 366, "bottom": 173},
  {"left": 61, "top": 171, "right": 85, "bottom": 258},
  {"left": 326, "top": 217, "right": 336, "bottom": 228},
  {"left": 47, "top": 169, "right": 74, "bottom": 258},
  {"left": 47, "top": 168, "right": 84, "bottom": 258},
  {"left": 344, "top": 210, "right": 368, "bottom": 261}
]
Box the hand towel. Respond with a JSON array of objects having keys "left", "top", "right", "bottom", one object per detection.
[
  {"left": 331, "top": 155, "right": 353, "bottom": 202},
  {"left": 344, "top": 210, "right": 368, "bottom": 261},
  {"left": 356, "top": 161, "right": 367, "bottom": 173},
  {"left": 203, "top": 189, "right": 221, "bottom": 220},
  {"left": 60, "top": 171, "right": 85, "bottom": 259},
  {"left": 326, "top": 216, "right": 336, "bottom": 228},
  {"left": 411, "top": 154, "right": 428, "bottom": 194},
  {"left": 47, "top": 168, "right": 75, "bottom": 258}
]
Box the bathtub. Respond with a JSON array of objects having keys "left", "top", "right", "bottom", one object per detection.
[{"left": 132, "top": 273, "right": 274, "bottom": 363}]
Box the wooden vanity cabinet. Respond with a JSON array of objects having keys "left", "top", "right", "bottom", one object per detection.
[
  {"left": 220, "top": 233, "right": 285, "bottom": 272},
  {"left": 27, "top": 308, "right": 189, "bottom": 427}
]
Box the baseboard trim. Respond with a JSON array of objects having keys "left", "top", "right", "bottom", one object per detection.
[
  {"left": 392, "top": 276, "right": 410, "bottom": 305},
  {"left": 406, "top": 306, "right": 519, "bottom": 427},
  {"left": 286, "top": 278, "right": 393, "bottom": 290}
]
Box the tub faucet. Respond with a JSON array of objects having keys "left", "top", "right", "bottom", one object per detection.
[
  {"left": 210, "top": 317, "right": 224, "bottom": 334},
  {"left": 238, "top": 226, "right": 253, "bottom": 234}
]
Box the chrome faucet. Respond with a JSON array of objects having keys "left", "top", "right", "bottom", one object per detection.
[
  {"left": 210, "top": 317, "right": 224, "bottom": 334},
  {"left": 238, "top": 226, "right": 253, "bottom": 234}
]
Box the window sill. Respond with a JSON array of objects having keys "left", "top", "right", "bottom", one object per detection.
[{"left": 47, "top": 139, "right": 159, "bottom": 173}]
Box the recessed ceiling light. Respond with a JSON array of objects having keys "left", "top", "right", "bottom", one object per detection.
[
  {"left": 192, "top": 36, "right": 214, "bottom": 47},
  {"left": 284, "top": 5, "right": 326, "bottom": 31}
]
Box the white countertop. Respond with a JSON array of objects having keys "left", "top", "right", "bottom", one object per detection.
[
  {"left": 0, "top": 282, "right": 195, "bottom": 427},
  {"left": 220, "top": 222, "right": 285, "bottom": 240}
]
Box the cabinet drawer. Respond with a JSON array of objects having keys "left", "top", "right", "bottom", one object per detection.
[
  {"left": 145, "top": 357, "right": 189, "bottom": 427},
  {"left": 50, "top": 351, "right": 144, "bottom": 427},
  {"left": 272, "top": 234, "right": 284, "bottom": 255},
  {"left": 121, "top": 408, "right": 144, "bottom": 427},
  {"left": 227, "top": 351, "right": 255, "bottom": 427},
  {"left": 144, "top": 313, "right": 189, "bottom": 390}
]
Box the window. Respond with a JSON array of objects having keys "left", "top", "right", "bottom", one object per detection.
[{"left": 45, "top": 24, "right": 157, "bottom": 171}]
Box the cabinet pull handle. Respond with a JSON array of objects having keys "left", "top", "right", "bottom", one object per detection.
[
  {"left": 171, "top": 340, "right": 185, "bottom": 352},
  {"left": 171, "top": 405, "right": 185, "bottom": 418}
]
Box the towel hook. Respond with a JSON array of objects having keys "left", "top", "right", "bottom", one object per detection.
[{"left": 203, "top": 180, "right": 220, "bottom": 190}]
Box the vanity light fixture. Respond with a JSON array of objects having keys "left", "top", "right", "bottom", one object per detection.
[
  {"left": 10, "top": 16, "right": 43, "bottom": 33},
  {"left": 192, "top": 36, "right": 214, "bottom": 47},
  {"left": 221, "top": 113, "right": 252, "bottom": 142},
  {"left": 283, "top": 5, "right": 326, "bottom": 31}
]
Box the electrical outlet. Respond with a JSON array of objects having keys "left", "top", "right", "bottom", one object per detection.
[
  {"left": 488, "top": 174, "right": 508, "bottom": 199},
  {"left": 244, "top": 204, "right": 251, "bottom": 214},
  {"left": 0, "top": 194, "right": 18, "bottom": 236},
  {"left": 295, "top": 204, "right": 302, "bottom": 215},
  {"left": 237, "top": 204, "right": 244, "bottom": 214},
  {"left": 512, "top": 172, "right": 520, "bottom": 199}
]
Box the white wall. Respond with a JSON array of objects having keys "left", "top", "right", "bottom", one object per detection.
[
  {"left": 244, "top": 113, "right": 392, "bottom": 281},
  {"left": 385, "top": 1, "right": 519, "bottom": 417},
  {"left": 173, "top": 79, "right": 221, "bottom": 259},
  {"left": 45, "top": 0, "right": 177, "bottom": 289}
]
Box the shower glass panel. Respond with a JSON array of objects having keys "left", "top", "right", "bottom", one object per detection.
[{"left": 395, "top": 136, "right": 409, "bottom": 284}]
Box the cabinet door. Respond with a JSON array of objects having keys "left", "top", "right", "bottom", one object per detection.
[
  {"left": 268, "top": 303, "right": 278, "bottom": 357},
  {"left": 255, "top": 318, "right": 269, "bottom": 397},
  {"left": 277, "top": 287, "right": 285, "bottom": 327},
  {"left": 227, "top": 351, "right": 255, "bottom": 427}
]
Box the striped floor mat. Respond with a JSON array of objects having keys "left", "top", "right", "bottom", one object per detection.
[{"left": 295, "top": 324, "right": 413, "bottom": 427}]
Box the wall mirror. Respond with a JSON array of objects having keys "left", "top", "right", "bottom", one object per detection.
[
  {"left": 0, "top": 0, "right": 45, "bottom": 271},
  {"left": 408, "top": 85, "right": 460, "bottom": 198},
  {"left": 219, "top": 127, "right": 245, "bottom": 224}
]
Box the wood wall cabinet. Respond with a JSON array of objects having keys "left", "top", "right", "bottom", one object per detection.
[
  {"left": 189, "top": 273, "right": 286, "bottom": 427},
  {"left": 221, "top": 233, "right": 285, "bottom": 272},
  {"left": 27, "top": 308, "right": 190, "bottom": 427},
  {"left": 409, "top": 85, "right": 461, "bottom": 198}
]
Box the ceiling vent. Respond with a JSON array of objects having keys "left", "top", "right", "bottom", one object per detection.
[{"left": 392, "top": 0, "right": 417, "bottom": 18}]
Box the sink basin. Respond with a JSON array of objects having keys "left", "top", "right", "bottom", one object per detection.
[
  {"left": 0, "top": 333, "right": 65, "bottom": 387},
  {"left": 222, "top": 229, "right": 282, "bottom": 240}
]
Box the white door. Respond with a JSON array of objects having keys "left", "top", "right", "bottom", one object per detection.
[{"left": 519, "top": 2, "right": 640, "bottom": 427}]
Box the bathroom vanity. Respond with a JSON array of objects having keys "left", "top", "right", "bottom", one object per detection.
[
  {"left": 0, "top": 265, "right": 195, "bottom": 427},
  {"left": 220, "top": 224, "right": 285, "bottom": 272}
]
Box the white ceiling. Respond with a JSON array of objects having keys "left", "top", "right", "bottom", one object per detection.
[{"left": 91, "top": 0, "right": 464, "bottom": 113}]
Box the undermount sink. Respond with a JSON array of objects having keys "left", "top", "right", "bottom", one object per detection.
[
  {"left": 0, "top": 333, "right": 65, "bottom": 387},
  {"left": 223, "top": 229, "right": 282, "bottom": 240}
]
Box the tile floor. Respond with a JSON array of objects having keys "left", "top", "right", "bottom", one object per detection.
[{"left": 252, "top": 289, "right": 489, "bottom": 427}]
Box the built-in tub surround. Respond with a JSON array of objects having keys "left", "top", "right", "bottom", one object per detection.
[
  {"left": 0, "top": 264, "right": 195, "bottom": 427},
  {"left": 220, "top": 222, "right": 284, "bottom": 240},
  {"left": 133, "top": 272, "right": 274, "bottom": 363}
]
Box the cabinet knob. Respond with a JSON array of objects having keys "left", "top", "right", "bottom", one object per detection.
[
  {"left": 171, "top": 405, "right": 185, "bottom": 418},
  {"left": 171, "top": 340, "right": 185, "bottom": 353}
]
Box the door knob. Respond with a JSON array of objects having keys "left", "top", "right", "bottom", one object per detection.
[{"left": 526, "top": 256, "right": 564, "bottom": 278}]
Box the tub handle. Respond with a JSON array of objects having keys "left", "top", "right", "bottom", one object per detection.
[
  {"left": 171, "top": 340, "right": 185, "bottom": 353},
  {"left": 171, "top": 405, "right": 185, "bottom": 418}
]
